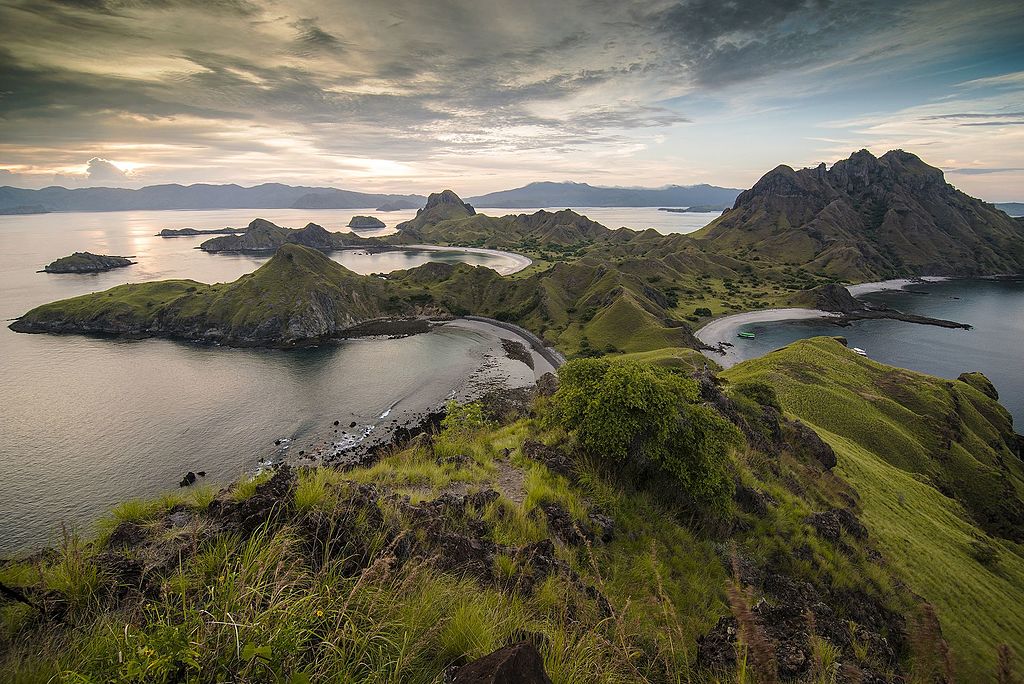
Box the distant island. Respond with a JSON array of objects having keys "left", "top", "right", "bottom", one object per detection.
[
  {"left": 467, "top": 181, "right": 742, "bottom": 208},
  {"left": 157, "top": 227, "right": 246, "bottom": 237},
  {"left": 0, "top": 183, "right": 425, "bottom": 213},
  {"left": 0, "top": 204, "right": 49, "bottom": 215},
  {"left": 996, "top": 201, "right": 1024, "bottom": 217},
  {"left": 376, "top": 199, "right": 421, "bottom": 211},
  {"left": 658, "top": 205, "right": 729, "bottom": 213},
  {"left": 347, "top": 215, "right": 386, "bottom": 229},
  {"left": 40, "top": 252, "right": 135, "bottom": 273}
]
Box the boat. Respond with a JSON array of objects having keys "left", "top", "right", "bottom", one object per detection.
[
  {"left": 737, "top": 331, "right": 756, "bottom": 339},
  {"left": 852, "top": 347, "right": 868, "bottom": 357}
]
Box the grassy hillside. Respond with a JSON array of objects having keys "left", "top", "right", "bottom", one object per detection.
[
  {"left": 723, "top": 337, "right": 1024, "bottom": 675},
  {"left": 1, "top": 359, "right": 943, "bottom": 682},
  {"left": 11, "top": 245, "right": 413, "bottom": 346}
]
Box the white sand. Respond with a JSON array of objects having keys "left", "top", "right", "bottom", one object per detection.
[
  {"left": 847, "top": 276, "right": 949, "bottom": 297},
  {"left": 695, "top": 308, "right": 837, "bottom": 346},
  {"left": 403, "top": 244, "right": 532, "bottom": 275},
  {"left": 695, "top": 308, "right": 839, "bottom": 368}
]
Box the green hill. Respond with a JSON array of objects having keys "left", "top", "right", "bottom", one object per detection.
[
  {"left": 723, "top": 337, "right": 1024, "bottom": 674},
  {"left": 10, "top": 244, "right": 414, "bottom": 346}
]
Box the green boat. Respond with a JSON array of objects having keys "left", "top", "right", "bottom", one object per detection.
[{"left": 737, "top": 331, "right": 756, "bottom": 339}]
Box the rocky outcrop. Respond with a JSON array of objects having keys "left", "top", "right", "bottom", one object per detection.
[
  {"left": 698, "top": 555, "right": 904, "bottom": 680},
  {"left": 41, "top": 252, "right": 134, "bottom": 273},
  {"left": 790, "top": 283, "right": 971, "bottom": 330},
  {"left": 446, "top": 642, "right": 552, "bottom": 684},
  {"left": 347, "top": 215, "right": 386, "bottom": 229},
  {"left": 957, "top": 371, "right": 999, "bottom": 400},
  {"left": 157, "top": 227, "right": 244, "bottom": 237},
  {"left": 396, "top": 190, "right": 477, "bottom": 233},
  {"left": 702, "top": 149, "right": 1024, "bottom": 280}
]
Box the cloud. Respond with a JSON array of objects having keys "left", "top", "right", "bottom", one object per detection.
[
  {"left": 0, "top": 0, "right": 1022, "bottom": 195},
  {"left": 949, "top": 167, "right": 1024, "bottom": 175},
  {"left": 85, "top": 157, "right": 129, "bottom": 181},
  {"left": 290, "top": 18, "right": 346, "bottom": 56}
]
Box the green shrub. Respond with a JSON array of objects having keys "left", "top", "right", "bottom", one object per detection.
[
  {"left": 440, "top": 401, "right": 490, "bottom": 438},
  {"left": 547, "top": 359, "right": 739, "bottom": 508}
]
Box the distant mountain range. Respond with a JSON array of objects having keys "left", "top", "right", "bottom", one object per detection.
[
  {"left": 0, "top": 183, "right": 425, "bottom": 213},
  {"left": 996, "top": 202, "right": 1024, "bottom": 217},
  {"left": 466, "top": 181, "right": 742, "bottom": 208}
]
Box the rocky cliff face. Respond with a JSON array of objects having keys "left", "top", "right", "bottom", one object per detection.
[
  {"left": 700, "top": 149, "right": 1024, "bottom": 280},
  {"left": 395, "top": 190, "right": 476, "bottom": 232}
]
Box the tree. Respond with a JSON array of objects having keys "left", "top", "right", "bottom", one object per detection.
[{"left": 547, "top": 359, "right": 740, "bottom": 509}]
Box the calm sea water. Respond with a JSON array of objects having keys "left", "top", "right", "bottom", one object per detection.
[
  {"left": 0, "top": 208, "right": 546, "bottom": 553},
  {"left": 717, "top": 279, "right": 1024, "bottom": 425}
]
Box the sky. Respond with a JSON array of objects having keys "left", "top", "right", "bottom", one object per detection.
[{"left": 1, "top": 0, "right": 1023, "bottom": 200}]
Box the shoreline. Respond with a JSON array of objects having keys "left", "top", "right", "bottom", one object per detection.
[
  {"left": 400, "top": 244, "right": 532, "bottom": 275},
  {"left": 292, "top": 317, "right": 556, "bottom": 470},
  {"left": 846, "top": 276, "right": 950, "bottom": 297},
  {"left": 695, "top": 307, "right": 838, "bottom": 348}
]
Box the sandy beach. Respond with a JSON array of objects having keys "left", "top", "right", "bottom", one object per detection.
[
  {"left": 695, "top": 308, "right": 839, "bottom": 368},
  {"left": 846, "top": 276, "right": 949, "bottom": 296},
  {"left": 403, "top": 244, "right": 533, "bottom": 275}
]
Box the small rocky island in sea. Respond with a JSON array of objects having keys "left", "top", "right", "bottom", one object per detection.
[
  {"left": 347, "top": 215, "right": 386, "bottom": 230},
  {"left": 658, "top": 204, "right": 729, "bottom": 213},
  {"left": 40, "top": 252, "right": 135, "bottom": 273},
  {"left": 157, "top": 226, "right": 246, "bottom": 237}
]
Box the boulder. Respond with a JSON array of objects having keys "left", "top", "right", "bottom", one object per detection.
[{"left": 448, "top": 642, "right": 552, "bottom": 684}]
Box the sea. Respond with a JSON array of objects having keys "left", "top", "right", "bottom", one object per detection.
[
  {"left": 2, "top": 205, "right": 1020, "bottom": 552},
  {"left": 705, "top": 278, "right": 1024, "bottom": 426}
]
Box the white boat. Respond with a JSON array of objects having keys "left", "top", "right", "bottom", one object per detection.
[{"left": 852, "top": 347, "right": 868, "bottom": 357}]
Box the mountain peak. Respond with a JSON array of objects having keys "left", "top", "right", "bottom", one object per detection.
[
  {"left": 424, "top": 190, "right": 475, "bottom": 214},
  {"left": 701, "top": 149, "right": 1024, "bottom": 279},
  {"left": 398, "top": 190, "right": 476, "bottom": 232}
]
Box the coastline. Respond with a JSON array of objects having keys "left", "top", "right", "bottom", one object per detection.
[
  {"left": 695, "top": 307, "right": 837, "bottom": 353},
  {"left": 696, "top": 276, "right": 959, "bottom": 356},
  {"left": 400, "top": 244, "right": 532, "bottom": 275},
  {"left": 846, "top": 276, "right": 950, "bottom": 297},
  {"left": 293, "top": 317, "right": 556, "bottom": 470}
]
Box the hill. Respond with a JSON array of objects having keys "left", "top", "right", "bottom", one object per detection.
[
  {"left": 199, "top": 218, "right": 381, "bottom": 253},
  {"left": 10, "top": 245, "right": 419, "bottom": 346},
  {"left": 0, "top": 183, "right": 424, "bottom": 213},
  {"left": 467, "top": 180, "right": 742, "bottom": 208},
  {"left": 724, "top": 337, "right": 1024, "bottom": 674},
  {"left": 6, "top": 345, "right": 1024, "bottom": 680},
  {"left": 696, "top": 150, "right": 1024, "bottom": 281}
]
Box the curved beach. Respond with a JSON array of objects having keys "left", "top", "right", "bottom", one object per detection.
[
  {"left": 696, "top": 308, "right": 838, "bottom": 368},
  {"left": 402, "top": 244, "right": 533, "bottom": 275}
]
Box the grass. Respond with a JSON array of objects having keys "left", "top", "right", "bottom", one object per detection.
[{"left": 724, "top": 336, "right": 1024, "bottom": 677}]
